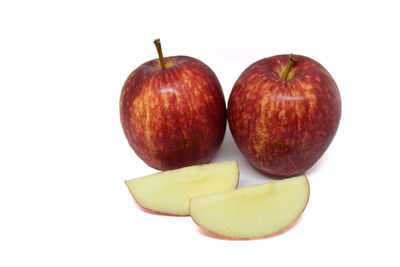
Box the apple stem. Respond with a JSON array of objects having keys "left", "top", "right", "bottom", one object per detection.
[
  {"left": 153, "top": 38, "right": 166, "bottom": 69},
  {"left": 281, "top": 56, "right": 298, "bottom": 80}
]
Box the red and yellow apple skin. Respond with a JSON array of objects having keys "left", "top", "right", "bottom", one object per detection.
[
  {"left": 228, "top": 54, "right": 341, "bottom": 177},
  {"left": 120, "top": 56, "right": 226, "bottom": 170},
  {"left": 131, "top": 195, "right": 189, "bottom": 217}
]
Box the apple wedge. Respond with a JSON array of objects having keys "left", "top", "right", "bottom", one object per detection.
[
  {"left": 189, "top": 175, "right": 310, "bottom": 239},
  {"left": 124, "top": 160, "right": 239, "bottom": 216}
]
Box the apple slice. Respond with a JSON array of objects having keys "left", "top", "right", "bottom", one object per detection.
[
  {"left": 124, "top": 160, "right": 239, "bottom": 216},
  {"left": 189, "top": 175, "right": 309, "bottom": 239}
]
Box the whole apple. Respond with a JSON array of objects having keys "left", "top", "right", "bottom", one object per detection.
[
  {"left": 228, "top": 54, "right": 341, "bottom": 177},
  {"left": 120, "top": 39, "right": 226, "bottom": 170}
]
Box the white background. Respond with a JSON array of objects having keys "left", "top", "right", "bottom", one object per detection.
[{"left": 1, "top": 0, "right": 399, "bottom": 266}]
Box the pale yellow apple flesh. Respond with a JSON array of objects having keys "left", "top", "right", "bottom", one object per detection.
[
  {"left": 189, "top": 175, "right": 309, "bottom": 239},
  {"left": 124, "top": 160, "right": 239, "bottom": 216}
]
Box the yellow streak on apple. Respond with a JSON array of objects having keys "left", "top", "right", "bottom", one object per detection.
[
  {"left": 144, "top": 86, "right": 154, "bottom": 155},
  {"left": 278, "top": 109, "right": 286, "bottom": 119},
  {"left": 161, "top": 93, "right": 170, "bottom": 109},
  {"left": 305, "top": 90, "right": 317, "bottom": 110},
  {"left": 302, "top": 83, "right": 313, "bottom": 91},
  {"left": 253, "top": 92, "right": 273, "bottom": 155}
]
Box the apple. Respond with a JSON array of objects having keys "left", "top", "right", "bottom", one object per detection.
[
  {"left": 228, "top": 54, "right": 341, "bottom": 176},
  {"left": 124, "top": 160, "right": 239, "bottom": 216},
  {"left": 120, "top": 39, "right": 226, "bottom": 170},
  {"left": 190, "top": 175, "right": 310, "bottom": 239}
]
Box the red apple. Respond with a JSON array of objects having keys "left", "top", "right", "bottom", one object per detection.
[
  {"left": 120, "top": 39, "right": 226, "bottom": 170},
  {"left": 228, "top": 54, "right": 341, "bottom": 177}
]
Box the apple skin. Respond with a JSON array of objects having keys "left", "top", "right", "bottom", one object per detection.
[
  {"left": 228, "top": 54, "right": 341, "bottom": 177},
  {"left": 120, "top": 56, "right": 226, "bottom": 170},
  {"left": 130, "top": 194, "right": 189, "bottom": 217}
]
